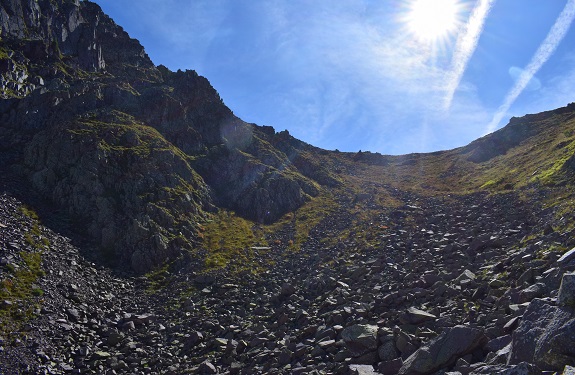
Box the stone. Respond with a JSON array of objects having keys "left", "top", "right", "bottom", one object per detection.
[
  {"left": 558, "top": 272, "right": 575, "bottom": 307},
  {"left": 485, "top": 335, "right": 512, "bottom": 353},
  {"left": 349, "top": 364, "right": 381, "bottom": 375},
  {"left": 398, "top": 325, "right": 488, "bottom": 375},
  {"left": 378, "top": 340, "right": 400, "bottom": 361},
  {"left": 280, "top": 282, "right": 296, "bottom": 296},
  {"left": 378, "top": 358, "right": 404, "bottom": 375},
  {"left": 509, "top": 298, "right": 575, "bottom": 370},
  {"left": 563, "top": 365, "right": 575, "bottom": 375},
  {"left": 489, "top": 279, "right": 506, "bottom": 288},
  {"left": 399, "top": 307, "right": 437, "bottom": 325},
  {"left": 198, "top": 360, "right": 218, "bottom": 374},
  {"left": 518, "top": 283, "right": 546, "bottom": 303},
  {"left": 558, "top": 248, "right": 575, "bottom": 266},
  {"left": 93, "top": 351, "right": 111, "bottom": 359},
  {"left": 503, "top": 317, "right": 521, "bottom": 333},
  {"left": 469, "top": 362, "right": 540, "bottom": 374},
  {"left": 342, "top": 324, "right": 379, "bottom": 357}
]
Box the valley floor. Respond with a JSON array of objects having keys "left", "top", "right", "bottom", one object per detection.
[{"left": 1, "top": 184, "right": 575, "bottom": 374}]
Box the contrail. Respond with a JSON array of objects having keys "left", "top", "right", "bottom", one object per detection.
[
  {"left": 487, "top": 0, "right": 575, "bottom": 133},
  {"left": 443, "top": 0, "right": 496, "bottom": 111}
]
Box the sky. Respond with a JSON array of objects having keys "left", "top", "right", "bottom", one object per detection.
[{"left": 93, "top": 0, "right": 575, "bottom": 155}]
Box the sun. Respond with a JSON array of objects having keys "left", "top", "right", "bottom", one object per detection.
[{"left": 404, "top": 0, "right": 462, "bottom": 43}]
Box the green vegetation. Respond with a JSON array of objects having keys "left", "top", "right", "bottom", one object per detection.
[
  {"left": 202, "top": 210, "right": 267, "bottom": 273},
  {"left": 0, "top": 207, "right": 46, "bottom": 336},
  {"left": 530, "top": 139, "right": 575, "bottom": 184},
  {"left": 145, "top": 261, "right": 172, "bottom": 293},
  {"left": 0, "top": 45, "right": 10, "bottom": 60}
]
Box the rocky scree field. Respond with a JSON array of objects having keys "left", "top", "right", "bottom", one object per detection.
[{"left": 2, "top": 0, "right": 575, "bottom": 374}]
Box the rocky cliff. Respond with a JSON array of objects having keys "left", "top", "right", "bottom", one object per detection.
[{"left": 0, "top": 0, "right": 337, "bottom": 272}]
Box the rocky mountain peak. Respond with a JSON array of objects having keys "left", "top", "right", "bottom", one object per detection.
[
  {"left": 0, "top": 0, "right": 154, "bottom": 78},
  {"left": 0, "top": 0, "right": 339, "bottom": 272}
]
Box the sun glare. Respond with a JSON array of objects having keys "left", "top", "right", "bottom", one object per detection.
[{"left": 405, "top": 0, "right": 462, "bottom": 43}]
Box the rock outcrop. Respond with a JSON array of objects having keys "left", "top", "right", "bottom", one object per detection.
[{"left": 0, "top": 0, "right": 337, "bottom": 271}]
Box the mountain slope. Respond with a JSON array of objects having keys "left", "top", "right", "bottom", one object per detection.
[{"left": 0, "top": 0, "right": 338, "bottom": 272}]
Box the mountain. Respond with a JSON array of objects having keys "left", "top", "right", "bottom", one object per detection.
[
  {"left": 1, "top": 1, "right": 575, "bottom": 374},
  {"left": 0, "top": 0, "right": 338, "bottom": 273}
]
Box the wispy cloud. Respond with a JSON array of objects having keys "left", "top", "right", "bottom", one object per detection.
[
  {"left": 443, "top": 0, "right": 496, "bottom": 111},
  {"left": 486, "top": 0, "right": 575, "bottom": 133}
]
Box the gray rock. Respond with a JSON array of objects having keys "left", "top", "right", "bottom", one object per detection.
[
  {"left": 470, "top": 362, "right": 540, "bottom": 374},
  {"left": 508, "top": 298, "right": 575, "bottom": 370},
  {"left": 558, "top": 272, "right": 575, "bottom": 307},
  {"left": 399, "top": 307, "right": 437, "bottom": 325},
  {"left": 349, "top": 364, "right": 381, "bottom": 375},
  {"left": 457, "top": 269, "right": 477, "bottom": 281},
  {"left": 198, "top": 360, "right": 218, "bottom": 374},
  {"left": 378, "top": 358, "right": 404, "bottom": 375},
  {"left": 518, "top": 283, "right": 546, "bottom": 303},
  {"left": 558, "top": 248, "right": 575, "bottom": 266},
  {"left": 398, "top": 325, "right": 488, "bottom": 375},
  {"left": 486, "top": 335, "right": 512, "bottom": 353},
  {"left": 378, "top": 340, "right": 400, "bottom": 361},
  {"left": 280, "top": 282, "right": 296, "bottom": 296},
  {"left": 342, "top": 324, "right": 379, "bottom": 357}
]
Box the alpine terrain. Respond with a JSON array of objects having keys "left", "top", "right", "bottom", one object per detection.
[{"left": 1, "top": 1, "right": 575, "bottom": 374}]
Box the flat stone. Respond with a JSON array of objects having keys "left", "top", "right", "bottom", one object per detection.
[
  {"left": 558, "top": 248, "right": 575, "bottom": 266},
  {"left": 399, "top": 307, "right": 437, "bottom": 325},
  {"left": 93, "top": 351, "right": 111, "bottom": 359},
  {"left": 398, "top": 325, "right": 488, "bottom": 375},
  {"left": 349, "top": 364, "right": 381, "bottom": 375}
]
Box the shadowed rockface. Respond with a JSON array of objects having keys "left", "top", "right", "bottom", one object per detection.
[{"left": 0, "top": 0, "right": 338, "bottom": 272}]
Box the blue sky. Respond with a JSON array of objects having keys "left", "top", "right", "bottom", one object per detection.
[{"left": 93, "top": 0, "right": 575, "bottom": 155}]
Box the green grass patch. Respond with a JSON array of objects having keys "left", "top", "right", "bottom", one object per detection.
[
  {"left": 202, "top": 210, "right": 266, "bottom": 273},
  {"left": 0, "top": 251, "right": 43, "bottom": 335}
]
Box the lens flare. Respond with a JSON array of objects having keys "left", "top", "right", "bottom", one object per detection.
[{"left": 404, "top": 0, "right": 463, "bottom": 43}]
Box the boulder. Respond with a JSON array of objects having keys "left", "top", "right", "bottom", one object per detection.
[
  {"left": 558, "top": 248, "right": 575, "bottom": 267},
  {"left": 398, "top": 325, "right": 488, "bottom": 375},
  {"left": 558, "top": 272, "right": 575, "bottom": 307},
  {"left": 342, "top": 324, "right": 379, "bottom": 357},
  {"left": 349, "top": 364, "right": 382, "bottom": 375},
  {"left": 470, "top": 362, "right": 541, "bottom": 374},
  {"left": 399, "top": 307, "right": 437, "bottom": 325},
  {"left": 508, "top": 297, "right": 575, "bottom": 370}
]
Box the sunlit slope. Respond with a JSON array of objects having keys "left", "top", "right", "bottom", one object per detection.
[{"left": 330, "top": 102, "right": 575, "bottom": 194}]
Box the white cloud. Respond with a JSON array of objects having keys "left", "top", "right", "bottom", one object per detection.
[
  {"left": 487, "top": 0, "right": 575, "bottom": 133},
  {"left": 443, "top": 0, "right": 496, "bottom": 111}
]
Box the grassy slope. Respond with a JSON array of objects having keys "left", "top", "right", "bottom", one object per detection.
[{"left": 198, "top": 104, "right": 575, "bottom": 275}]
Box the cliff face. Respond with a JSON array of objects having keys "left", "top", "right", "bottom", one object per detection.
[{"left": 0, "top": 0, "right": 337, "bottom": 272}]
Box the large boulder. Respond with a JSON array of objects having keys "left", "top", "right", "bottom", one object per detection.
[
  {"left": 508, "top": 294, "right": 575, "bottom": 370},
  {"left": 341, "top": 324, "right": 379, "bottom": 357},
  {"left": 398, "top": 325, "right": 488, "bottom": 375}
]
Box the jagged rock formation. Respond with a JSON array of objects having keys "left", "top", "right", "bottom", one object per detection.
[{"left": 0, "top": 0, "right": 337, "bottom": 272}]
